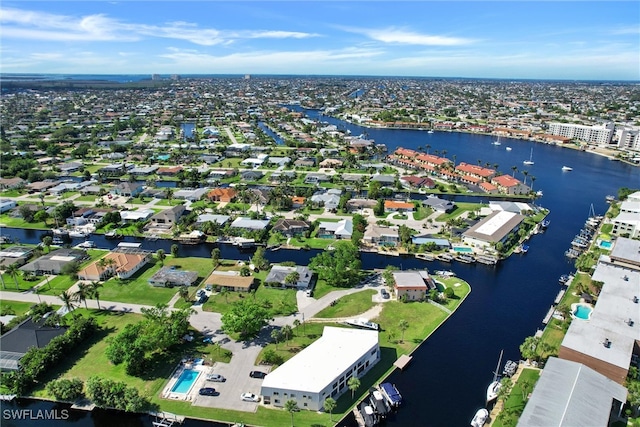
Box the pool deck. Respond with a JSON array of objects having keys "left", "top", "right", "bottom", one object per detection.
[{"left": 162, "top": 359, "right": 207, "bottom": 401}]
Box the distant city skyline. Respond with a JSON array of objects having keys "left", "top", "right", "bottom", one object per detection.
[{"left": 1, "top": 1, "right": 639, "bottom": 81}]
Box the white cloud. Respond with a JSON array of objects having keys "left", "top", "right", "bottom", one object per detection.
[{"left": 342, "top": 26, "right": 476, "bottom": 46}]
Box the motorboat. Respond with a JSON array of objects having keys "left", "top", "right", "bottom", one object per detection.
[
  {"left": 415, "top": 253, "right": 435, "bottom": 261},
  {"left": 470, "top": 408, "right": 489, "bottom": 427},
  {"left": 344, "top": 318, "right": 379, "bottom": 331},
  {"left": 541, "top": 220, "right": 550, "bottom": 229},
  {"left": 503, "top": 360, "right": 518, "bottom": 377},
  {"left": 559, "top": 274, "right": 571, "bottom": 285},
  {"left": 505, "top": 147, "right": 512, "bottom": 151},
  {"left": 360, "top": 404, "right": 379, "bottom": 427},
  {"left": 436, "top": 253, "right": 453, "bottom": 262},
  {"left": 434, "top": 270, "right": 456, "bottom": 277},
  {"left": 457, "top": 254, "right": 476, "bottom": 264},
  {"left": 51, "top": 228, "right": 69, "bottom": 236},
  {"left": 486, "top": 350, "right": 503, "bottom": 404},
  {"left": 379, "top": 383, "right": 402, "bottom": 408},
  {"left": 77, "top": 241, "right": 96, "bottom": 249},
  {"left": 68, "top": 229, "right": 89, "bottom": 238},
  {"left": 476, "top": 255, "right": 498, "bottom": 265},
  {"left": 520, "top": 244, "right": 529, "bottom": 254},
  {"left": 562, "top": 166, "right": 573, "bottom": 171},
  {"left": 369, "top": 389, "right": 390, "bottom": 417}
]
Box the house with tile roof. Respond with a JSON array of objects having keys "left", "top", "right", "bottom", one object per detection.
[
  {"left": 77, "top": 251, "right": 152, "bottom": 281},
  {"left": 207, "top": 188, "right": 237, "bottom": 203},
  {"left": 384, "top": 200, "right": 415, "bottom": 212},
  {"left": 490, "top": 175, "right": 530, "bottom": 195}
]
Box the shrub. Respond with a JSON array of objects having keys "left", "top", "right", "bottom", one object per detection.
[
  {"left": 86, "top": 376, "right": 150, "bottom": 412},
  {"left": 46, "top": 378, "right": 84, "bottom": 401}
]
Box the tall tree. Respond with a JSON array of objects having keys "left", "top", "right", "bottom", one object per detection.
[
  {"left": 284, "top": 399, "right": 299, "bottom": 427},
  {"left": 323, "top": 397, "right": 337, "bottom": 422},
  {"left": 309, "top": 241, "right": 361, "bottom": 288},
  {"left": 88, "top": 281, "right": 103, "bottom": 310},
  {"left": 42, "top": 235, "right": 53, "bottom": 253},
  {"left": 171, "top": 244, "right": 179, "bottom": 258},
  {"left": 179, "top": 286, "right": 189, "bottom": 302},
  {"left": 156, "top": 249, "right": 166, "bottom": 266},
  {"left": 347, "top": 376, "right": 361, "bottom": 399},
  {"left": 271, "top": 329, "right": 281, "bottom": 349},
  {"left": 6, "top": 264, "right": 20, "bottom": 290},
  {"left": 221, "top": 299, "right": 271, "bottom": 338},
  {"left": 211, "top": 248, "right": 221, "bottom": 267},
  {"left": 59, "top": 290, "right": 76, "bottom": 315},
  {"left": 74, "top": 282, "right": 91, "bottom": 309},
  {"left": 398, "top": 319, "right": 409, "bottom": 343}
]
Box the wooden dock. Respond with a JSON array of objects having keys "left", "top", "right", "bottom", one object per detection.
[
  {"left": 554, "top": 289, "right": 566, "bottom": 304},
  {"left": 542, "top": 306, "right": 556, "bottom": 325},
  {"left": 393, "top": 354, "right": 413, "bottom": 370},
  {"left": 352, "top": 406, "right": 366, "bottom": 427}
]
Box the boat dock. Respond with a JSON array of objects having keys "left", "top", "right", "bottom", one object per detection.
[
  {"left": 150, "top": 411, "right": 185, "bottom": 427},
  {"left": 352, "top": 406, "right": 367, "bottom": 427},
  {"left": 393, "top": 354, "right": 413, "bottom": 370},
  {"left": 70, "top": 399, "right": 95, "bottom": 411},
  {"left": 554, "top": 289, "right": 566, "bottom": 304},
  {"left": 542, "top": 306, "right": 556, "bottom": 325}
]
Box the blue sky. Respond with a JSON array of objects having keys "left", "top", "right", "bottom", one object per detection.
[{"left": 1, "top": 1, "right": 639, "bottom": 80}]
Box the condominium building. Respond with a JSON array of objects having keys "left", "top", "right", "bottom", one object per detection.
[{"left": 547, "top": 122, "right": 614, "bottom": 145}]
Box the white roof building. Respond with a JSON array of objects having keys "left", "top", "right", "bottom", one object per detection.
[
  {"left": 462, "top": 210, "right": 525, "bottom": 248},
  {"left": 260, "top": 326, "right": 380, "bottom": 411}
]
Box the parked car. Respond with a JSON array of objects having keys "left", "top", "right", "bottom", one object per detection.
[
  {"left": 305, "top": 288, "right": 313, "bottom": 297},
  {"left": 380, "top": 289, "right": 390, "bottom": 299},
  {"left": 205, "top": 284, "right": 213, "bottom": 291},
  {"left": 206, "top": 374, "right": 226, "bottom": 382},
  {"left": 199, "top": 387, "right": 217, "bottom": 396},
  {"left": 241, "top": 392, "right": 260, "bottom": 402},
  {"left": 249, "top": 371, "right": 267, "bottom": 379}
]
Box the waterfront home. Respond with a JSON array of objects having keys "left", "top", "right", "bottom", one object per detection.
[
  {"left": 157, "top": 166, "right": 183, "bottom": 176},
  {"left": 129, "top": 165, "right": 159, "bottom": 177},
  {"left": 0, "top": 245, "right": 34, "bottom": 268},
  {"left": 271, "top": 219, "right": 310, "bottom": 238},
  {"left": 240, "top": 170, "right": 264, "bottom": 181},
  {"left": 58, "top": 161, "right": 83, "bottom": 174},
  {"left": 319, "top": 158, "right": 343, "bottom": 169},
  {"left": 518, "top": 357, "right": 627, "bottom": 427},
  {"left": 99, "top": 163, "right": 133, "bottom": 178},
  {"left": 384, "top": 200, "right": 415, "bottom": 213},
  {"left": 77, "top": 250, "right": 152, "bottom": 281},
  {"left": 422, "top": 195, "right": 455, "bottom": 213},
  {"left": 479, "top": 182, "right": 499, "bottom": 194},
  {"left": 318, "top": 218, "right": 353, "bottom": 239},
  {"left": 195, "top": 214, "right": 230, "bottom": 227},
  {"left": 0, "top": 199, "right": 17, "bottom": 214},
  {"left": 461, "top": 211, "right": 525, "bottom": 249},
  {"left": 207, "top": 187, "right": 237, "bottom": 203},
  {"left": 260, "top": 327, "right": 380, "bottom": 411},
  {"left": 455, "top": 162, "right": 496, "bottom": 181},
  {"left": 490, "top": 175, "right": 530, "bottom": 195},
  {"left": 120, "top": 208, "right": 154, "bottom": 222},
  {"left": 112, "top": 182, "right": 144, "bottom": 198},
  {"left": 400, "top": 175, "right": 435, "bottom": 189},
  {"left": 20, "top": 248, "right": 88, "bottom": 275},
  {"left": 148, "top": 205, "right": 186, "bottom": 229},
  {"left": 370, "top": 174, "right": 395, "bottom": 185},
  {"left": 148, "top": 266, "right": 198, "bottom": 288},
  {"left": 203, "top": 272, "right": 255, "bottom": 292},
  {"left": 411, "top": 236, "right": 451, "bottom": 250},
  {"left": 230, "top": 217, "right": 270, "bottom": 231},
  {"left": 0, "top": 318, "right": 68, "bottom": 371},
  {"left": 173, "top": 188, "right": 209, "bottom": 202},
  {"left": 363, "top": 224, "right": 399, "bottom": 247},
  {"left": 392, "top": 270, "right": 436, "bottom": 301},
  {"left": 264, "top": 265, "right": 314, "bottom": 289}
]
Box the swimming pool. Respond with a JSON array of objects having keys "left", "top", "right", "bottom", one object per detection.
[
  {"left": 572, "top": 304, "right": 593, "bottom": 320},
  {"left": 171, "top": 369, "right": 200, "bottom": 394},
  {"left": 598, "top": 240, "right": 612, "bottom": 250},
  {"left": 453, "top": 246, "right": 473, "bottom": 253}
]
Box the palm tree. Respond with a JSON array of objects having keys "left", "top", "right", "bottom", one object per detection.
[
  {"left": 281, "top": 325, "right": 293, "bottom": 346},
  {"left": 530, "top": 176, "right": 536, "bottom": 191},
  {"left": 511, "top": 165, "right": 518, "bottom": 177},
  {"left": 522, "top": 170, "right": 529, "bottom": 185},
  {"left": 156, "top": 249, "right": 166, "bottom": 266},
  {"left": 292, "top": 319, "right": 301, "bottom": 336},
  {"left": 88, "top": 281, "right": 103, "bottom": 309},
  {"left": 59, "top": 290, "right": 76, "bottom": 315},
  {"left": 74, "top": 281, "right": 91, "bottom": 309},
  {"left": 347, "top": 376, "right": 361, "bottom": 399},
  {"left": 284, "top": 399, "right": 299, "bottom": 427},
  {"left": 323, "top": 397, "right": 337, "bottom": 422},
  {"left": 6, "top": 264, "right": 20, "bottom": 290},
  {"left": 42, "top": 236, "right": 53, "bottom": 253},
  {"left": 0, "top": 268, "right": 6, "bottom": 289},
  {"left": 425, "top": 144, "right": 431, "bottom": 154},
  {"left": 398, "top": 319, "right": 409, "bottom": 342},
  {"left": 271, "top": 329, "right": 281, "bottom": 349},
  {"left": 179, "top": 285, "right": 189, "bottom": 302},
  {"left": 219, "top": 286, "right": 229, "bottom": 304}
]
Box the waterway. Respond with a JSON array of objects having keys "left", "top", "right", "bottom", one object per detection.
[{"left": 1, "top": 112, "right": 639, "bottom": 426}]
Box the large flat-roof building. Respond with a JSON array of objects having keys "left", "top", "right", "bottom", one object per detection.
[
  {"left": 461, "top": 210, "right": 525, "bottom": 249},
  {"left": 517, "top": 357, "right": 627, "bottom": 427},
  {"left": 260, "top": 326, "right": 380, "bottom": 411},
  {"left": 558, "top": 262, "right": 640, "bottom": 384}
]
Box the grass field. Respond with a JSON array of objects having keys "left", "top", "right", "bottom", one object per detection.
[
  {"left": 492, "top": 368, "right": 541, "bottom": 427},
  {"left": 314, "top": 290, "right": 377, "bottom": 318}
]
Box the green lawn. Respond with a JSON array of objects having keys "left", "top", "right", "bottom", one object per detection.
[
  {"left": 314, "top": 290, "right": 377, "bottom": 318},
  {"left": 435, "top": 202, "right": 484, "bottom": 221},
  {"left": 492, "top": 368, "right": 541, "bottom": 427},
  {"left": 0, "top": 300, "right": 39, "bottom": 316},
  {"left": 37, "top": 275, "right": 78, "bottom": 296},
  {"left": 203, "top": 279, "right": 298, "bottom": 317},
  {"left": 98, "top": 260, "right": 179, "bottom": 306}
]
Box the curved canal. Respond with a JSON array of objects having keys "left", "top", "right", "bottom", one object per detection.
[{"left": 2, "top": 116, "right": 639, "bottom": 426}]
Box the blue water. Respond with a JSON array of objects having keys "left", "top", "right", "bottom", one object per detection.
[
  {"left": 156, "top": 154, "right": 170, "bottom": 161},
  {"left": 453, "top": 246, "right": 473, "bottom": 253},
  {"left": 599, "top": 240, "right": 612, "bottom": 249},
  {"left": 574, "top": 305, "right": 593, "bottom": 320},
  {"left": 1, "top": 110, "right": 639, "bottom": 426},
  {"left": 257, "top": 122, "right": 285, "bottom": 145},
  {"left": 171, "top": 369, "right": 199, "bottom": 393}
]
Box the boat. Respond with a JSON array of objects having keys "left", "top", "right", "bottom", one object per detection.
[
  {"left": 68, "top": 229, "right": 89, "bottom": 238},
  {"left": 523, "top": 148, "right": 534, "bottom": 165},
  {"left": 541, "top": 220, "right": 550, "bottom": 229},
  {"left": 562, "top": 166, "right": 573, "bottom": 171},
  {"left": 457, "top": 254, "right": 476, "bottom": 264},
  {"left": 77, "top": 241, "right": 96, "bottom": 248},
  {"left": 492, "top": 136, "right": 501, "bottom": 146},
  {"left": 434, "top": 270, "right": 456, "bottom": 277},
  {"left": 486, "top": 350, "right": 503, "bottom": 404},
  {"left": 415, "top": 253, "right": 434, "bottom": 261},
  {"left": 51, "top": 228, "right": 69, "bottom": 236},
  {"left": 379, "top": 383, "right": 402, "bottom": 409},
  {"left": 344, "top": 318, "right": 380, "bottom": 331},
  {"left": 360, "top": 403, "right": 379, "bottom": 427},
  {"left": 470, "top": 408, "right": 489, "bottom": 427},
  {"left": 536, "top": 190, "right": 543, "bottom": 197},
  {"left": 476, "top": 255, "right": 498, "bottom": 265},
  {"left": 520, "top": 244, "right": 529, "bottom": 254},
  {"left": 502, "top": 360, "right": 518, "bottom": 377},
  {"left": 52, "top": 237, "right": 65, "bottom": 245},
  {"left": 505, "top": 147, "right": 512, "bottom": 151},
  {"left": 436, "top": 253, "right": 453, "bottom": 262},
  {"left": 559, "top": 274, "right": 571, "bottom": 285},
  {"left": 605, "top": 195, "right": 615, "bottom": 203},
  {"left": 427, "top": 130, "right": 434, "bottom": 134},
  {"left": 368, "top": 389, "right": 390, "bottom": 418}
]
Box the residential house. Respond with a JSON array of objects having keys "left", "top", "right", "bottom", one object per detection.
[
  {"left": 120, "top": 208, "right": 154, "bottom": 222},
  {"left": 370, "top": 175, "right": 396, "bottom": 185},
  {"left": 58, "top": 161, "right": 84, "bottom": 174},
  {"left": 0, "top": 245, "right": 34, "bottom": 269},
  {"left": 490, "top": 175, "right": 530, "bottom": 195},
  {"left": 157, "top": 166, "right": 183, "bottom": 176},
  {"left": 0, "top": 318, "right": 68, "bottom": 371},
  {"left": 148, "top": 266, "right": 198, "bottom": 288},
  {"left": 268, "top": 157, "right": 291, "bottom": 167},
  {"left": 26, "top": 181, "right": 59, "bottom": 194},
  {"left": 77, "top": 250, "right": 152, "bottom": 281},
  {"left": 304, "top": 173, "right": 330, "bottom": 184},
  {"left": 310, "top": 191, "right": 340, "bottom": 211},
  {"left": 455, "top": 162, "right": 496, "bottom": 181},
  {"left": 20, "top": 248, "right": 88, "bottom": 275},
  {"left": 400, "top": 175, "right": 435, "bottom": 189},
  {"left": 207, "top": 188, "right": 237, "bottom": 203},
  {"left": 294, "top": 157, "right": 316, "bottom": 168},
  {"left": 99, "top": 163, "right": 132, "bottom": 177},
  {"left": 230, "top": 217, "right": 270, "bottom": 231},
  {"left": 241, "top": 170, "right": 264, "bottom": 181},
  {"left": 203, "top": 272, "right": 255, "bottom": 292},
  {"left": 112, "top": 182, "right": 144, "bottom": 197},
  {"left": 384, "top": 200, "right": 415, "bottom": 213},
  {"left": 0, "top": 177, "right": 25, "bottom": 190},
  {"left": 264, "top": 265, "right": 314, "bottom": 289},
  {"left": 318, "top": 218, "right": 353, "bottom": 239},
  {"left": 271, "top": 219, "right": 310, "bottom": 237},
  {"left": 363, "top": 224, "right": 399, "bottom": 247},
  {"left": 319, "top": 158, "right": 343, "bottom": 169},
  {"left": 173, "top": 188, "right": 209, "bottom": 201},
  {"left": 345, "top": 199, "right": 377, "bottom": 212},
  {"left": 290, "top": 196, "right": 306, "bottom": 209},
  {"left": 0, "top": 199, "right": 17, "bottom": 214},
  {"left": 148, "top": 205, "right": 186, "bottom": 228},
  {"left": 391, "top": 270, "right": 436, "bottom": 301},
  {"left": 422, "top": 195, "right": 455, "bottom": 213},
  {"left": 195, "top": 214, "right": 230, "bottom": 227},
  {"left": 462, "top": 211, "right": 525, "bottom": 249}
]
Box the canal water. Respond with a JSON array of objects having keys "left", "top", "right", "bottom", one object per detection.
[{"left": 2, "top": 112, "right": 639, "bottom": 426}]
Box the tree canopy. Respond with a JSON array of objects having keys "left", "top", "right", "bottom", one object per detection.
[
  {"left": 221, "top": 299, "right": 272, "bottom": 338},
  {"left": 309, "top": 240, "right": 361, "bottom": 287}
]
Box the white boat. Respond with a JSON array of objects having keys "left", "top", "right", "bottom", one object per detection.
[
  {"left": 470, "top": 408, "right": 489, "bottom": 427},
  {"left": 562, "top": 166, "right": 573, "bottom": 171},
  {"left": 492, "top": 136, "right": 501, "bottom": 146},
  {"left": 344, "top": 318, "right": 379, "bottom": 331},
  {"left": 68, "top": 229, "right": 89, "bottom": 238},
  {"left": 505, "top": 147, "right": 512, "bottom": 151},
  {"left": 523, "top": 148, "right": 534, "bottom": 165},
  {"left": 434, "top": 270, "right": 456, "bottom": 277},
  {"left": 536, "top": 190, "right": 543, "bottom": 197},
  {"left": 427, "top": 130, "right": 434, "bottom": 134},
  {"left": 486, "top": 350, "right": 503, "bottom": 404},
  {"left": 78, "top": 241, "right": 96, "bottom": 248},
  {"left": 51, "top": 228, "right": 69, "bottom": 236}
]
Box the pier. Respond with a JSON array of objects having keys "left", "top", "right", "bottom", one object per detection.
[{"left": 542, "top": 306, "right": 556, "bottom": 325}]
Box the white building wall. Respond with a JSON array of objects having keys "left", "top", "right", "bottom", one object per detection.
[{"left": 548, "top": 122, "right": 614, "bottom": 145}]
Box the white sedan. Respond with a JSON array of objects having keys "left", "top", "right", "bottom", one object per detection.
[{"left": 240, "top": 392, "right": 260, "bottom": 402}]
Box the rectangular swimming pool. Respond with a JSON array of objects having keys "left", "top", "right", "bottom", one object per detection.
[
  {"left": 171, "top": 369, "right": 200, "bottom": 394},
  {"left": 453, "top": 246, "right": 473, "bottom": 253}
]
